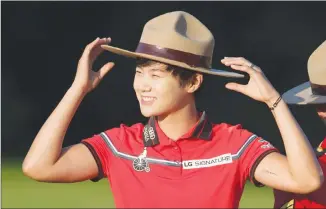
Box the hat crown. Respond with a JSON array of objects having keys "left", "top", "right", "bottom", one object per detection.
[
  {"left": 100, "top": 11, "right": 244, "bottom": 78},
  {"left": 308, "top": 40, "right": 326, "bottom": 85},
  {"left": 139, "top": 11, "right": 215, "bottom": 59}
]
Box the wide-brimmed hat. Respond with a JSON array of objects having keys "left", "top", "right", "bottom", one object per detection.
[
  {"left": 100, "top": 11, "right": 244, "bottom": 78},
  {"left": 283, "top": 40, "right": 326, "bottom": 105}
]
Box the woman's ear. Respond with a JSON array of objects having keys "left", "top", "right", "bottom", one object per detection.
[{"left": 186, "top": 73, "right": 203, "bottom": 93}]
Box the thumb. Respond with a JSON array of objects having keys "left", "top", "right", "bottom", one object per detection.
[
  {"left": 98, "top": 62, "right": 115, "bottom": 79},
  {"left": 225, "top": 82, "right": 245, "bottom": 93}
]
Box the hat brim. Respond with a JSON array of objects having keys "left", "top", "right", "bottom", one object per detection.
[
  {"left": 282, "top": 81, "right": 326, "bottom": 105},
  {"left": 101, "top": 45, "right": 244, "bottom": 78}
]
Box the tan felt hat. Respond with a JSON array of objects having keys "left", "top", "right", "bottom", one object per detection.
[{"left": 101, "top": 11, "right": 244, "bottom": 78}]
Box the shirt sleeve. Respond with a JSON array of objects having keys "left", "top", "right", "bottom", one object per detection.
[
  {"left": 80, "top": 127, "right": 123, "bottom": 182},
  {"left": 234, "top": 125, "right": 279, "bottom": 187}
]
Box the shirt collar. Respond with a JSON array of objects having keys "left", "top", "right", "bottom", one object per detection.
[{"left": 141, "top": 111, "right": 213, "bottom": 147}]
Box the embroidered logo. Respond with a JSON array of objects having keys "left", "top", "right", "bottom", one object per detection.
[
  {"left": 258, "top": 138, "right": 274, "bottom": 149},
  {"left": 133, "top": 148, "right": 150, "bottom": 172}
]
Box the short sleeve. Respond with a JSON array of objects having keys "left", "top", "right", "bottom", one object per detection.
[
  {"left": 81, "top": 127, "right": 122, "bottom": 182},
  {"left": 234, "top": 126, "right": 279, "bottom": 187}
]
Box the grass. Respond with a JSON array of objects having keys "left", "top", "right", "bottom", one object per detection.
[{"left": 2, "top": 158, "right": 274, "bottom": 208}]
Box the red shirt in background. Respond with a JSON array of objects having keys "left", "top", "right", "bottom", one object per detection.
[{"left": 273, "top": 137, "right": 326, "bottom": 208}]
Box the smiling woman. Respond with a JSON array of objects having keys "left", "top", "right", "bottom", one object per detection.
[{"left": 22, "top": 10, "right": 322, "bottom": 208}]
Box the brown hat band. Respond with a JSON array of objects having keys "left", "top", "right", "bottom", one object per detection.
[
  {"left": 135, "top": 42, "right": 211, "bottom": 69},
  {"left": 311, "top": 83, "right": 326, "bottom": 96}
]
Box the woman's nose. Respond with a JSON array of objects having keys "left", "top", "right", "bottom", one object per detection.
[
  {"left": 135, "top": 77, "right": 152, "bottom": 92},
  {"left": 139, "top": 82, "right": 152, "bottom": 92}
]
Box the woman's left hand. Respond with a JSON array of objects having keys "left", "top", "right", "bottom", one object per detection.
[{"left": 221, "top": 57, "right": 280, "bottom": 107}]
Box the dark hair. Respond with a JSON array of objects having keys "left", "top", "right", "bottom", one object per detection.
[{"left": 135, "top": 58, "right": 205, "bottom": 96}]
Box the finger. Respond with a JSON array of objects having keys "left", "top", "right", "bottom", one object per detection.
[
  {"left": 83, "top": 37, "right": 110, "bottom": 57},
  {"left": 85, "top": 37, "right": 112, "bottom": 64},
  {"left": 222, "top": 57, "right": 262, "bottom": 72},
  {"left": 229, "top": 64, "right": 255, "bottom": 75},
  {"left": 225, "top": 82, "right": 245, "bottom": 93},
  {"left": 222, "top": 57, "right": 248, "bottom": 62},
  {"left": 91, "top": 37, "right": 112, "bottom": 59},
  {"left": 98, "top": 62, "right": 115, "bottom": 79},
  {"left": 83, "top": 37, "right": 100, "bottom": 55},
  {"left": 96, "top": 37, "right": 111, "bottom": 47},
  {"left": 221, "top": 57, "right": 251, "bottom": 67}
]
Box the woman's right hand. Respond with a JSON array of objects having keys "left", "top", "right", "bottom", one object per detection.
[{"left": 72, "top": 37, "right": 115, "bottom": 94}]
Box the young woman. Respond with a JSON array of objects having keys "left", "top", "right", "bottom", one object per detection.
[{"left": 22, "top": 11, "right": 323, "bottom": 208}]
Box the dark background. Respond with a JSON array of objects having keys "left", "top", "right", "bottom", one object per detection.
[{"left": 2, "top": 1, "right": 326, "bottom": 158}]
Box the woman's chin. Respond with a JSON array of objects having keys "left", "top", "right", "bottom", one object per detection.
[{"left": 140, "top": 108, "right": 157, "bottom": 118}]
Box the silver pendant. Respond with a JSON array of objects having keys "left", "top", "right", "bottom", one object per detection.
[{"left": 133, "top": 147, "right": 150, "bottom": 172}]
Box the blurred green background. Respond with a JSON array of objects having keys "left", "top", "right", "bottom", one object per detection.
[{"left": 2, "top": 158, "right": 274, "bottom": 208}]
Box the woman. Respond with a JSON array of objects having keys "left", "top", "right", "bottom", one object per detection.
[{"left": 22, "top": 11, "right": 323, "bottom": 208}]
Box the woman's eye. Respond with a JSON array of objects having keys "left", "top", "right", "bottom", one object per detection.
[{"left": 153, "top": 74, "right": 160, "bottom": 78}]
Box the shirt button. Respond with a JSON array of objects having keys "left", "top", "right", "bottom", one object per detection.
[{"left": 174, "top": 147, "right": 178, "bottom": 150}]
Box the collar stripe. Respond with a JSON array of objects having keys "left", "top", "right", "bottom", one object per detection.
[{"left": 100, "top": 132, "right": 180, "bottom": 167}]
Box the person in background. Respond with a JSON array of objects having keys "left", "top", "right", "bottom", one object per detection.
[{"left": 273, "top": 40, "right": 326, "bottom": 209}]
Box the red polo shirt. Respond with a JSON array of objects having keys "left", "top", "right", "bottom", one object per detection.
[
  {"left": 81, "top": 112, "right": 278, "bottom": 208},
  {"left": 273, "top": 137, "right": 326, "bottom": 208}
]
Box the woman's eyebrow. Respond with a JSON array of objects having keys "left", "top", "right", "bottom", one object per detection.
[{"left": 149, "top": 68, "right": 166, "bottom": 73}]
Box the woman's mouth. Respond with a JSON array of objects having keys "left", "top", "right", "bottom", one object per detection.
[{"left": 141, "top": 96, "right": 157, "bottom": 105}]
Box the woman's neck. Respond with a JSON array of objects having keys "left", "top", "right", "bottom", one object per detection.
[{"left": 157, "top": 103, "right": 199, "bottom": 141}]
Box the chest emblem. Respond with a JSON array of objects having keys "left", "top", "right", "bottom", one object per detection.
[{"left": 133, "top": 147, "right": 150, "bottom": 172}]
